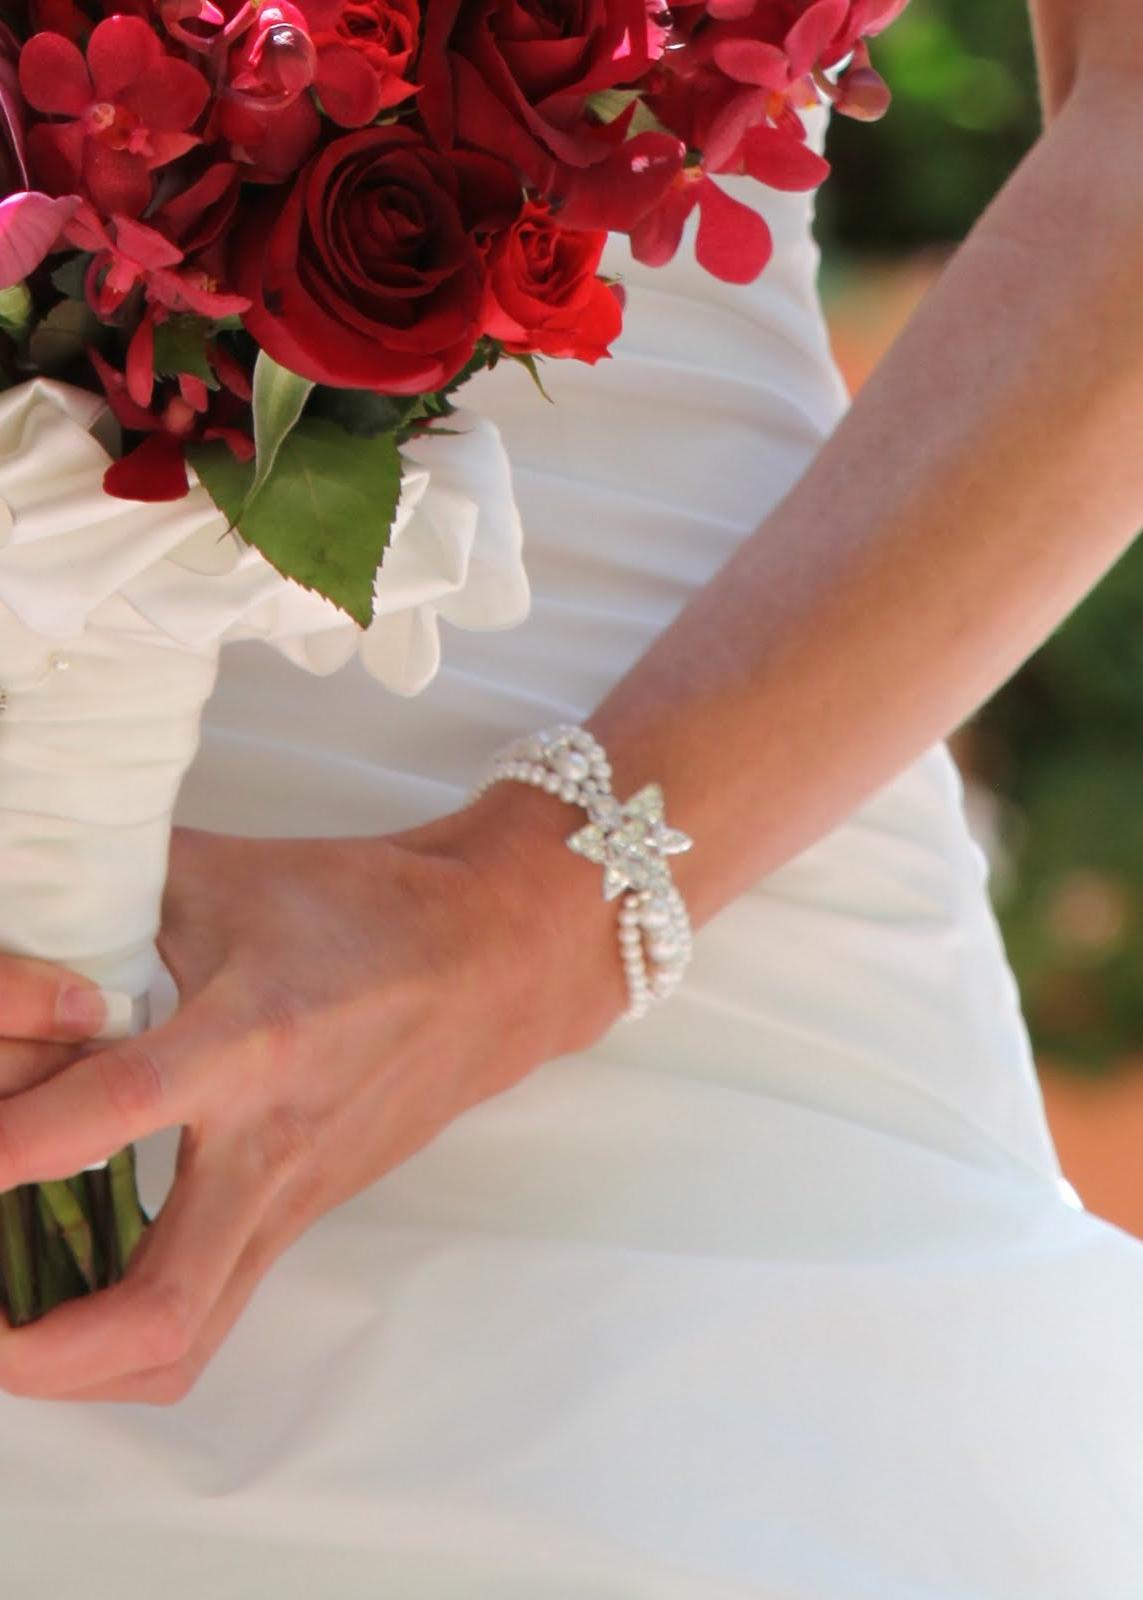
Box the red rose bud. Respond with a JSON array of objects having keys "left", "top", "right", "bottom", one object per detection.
[
  {"left": 483, "top": 202, "right": 622, "bottom": 365},
  {"left": 228, "top": 4, "right": 317, "bottom": 108}
]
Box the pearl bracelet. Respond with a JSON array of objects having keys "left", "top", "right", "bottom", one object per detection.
[{"left": 470, "top": 724, "right": 694, "bottom": 1021}]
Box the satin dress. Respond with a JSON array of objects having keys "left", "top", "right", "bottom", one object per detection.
[{"left": 3, "top": 100, "right": 1142, "bottom": 1596}]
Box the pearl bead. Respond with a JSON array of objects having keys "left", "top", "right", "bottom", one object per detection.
[
  {"left": 553, "top": 749, "right": 590, "bottom": 782},
  {"left": 543, "top": 772, "right": 562, "bottom": 793}
]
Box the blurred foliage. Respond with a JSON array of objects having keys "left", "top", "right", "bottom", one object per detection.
[{"left": 818, "top": 0, "right": 1143, "bottom": 1072}]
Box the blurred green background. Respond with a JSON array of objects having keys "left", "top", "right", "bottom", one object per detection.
[{"left": 814, "top": 0, "right": 1143, "bottom": 1077}]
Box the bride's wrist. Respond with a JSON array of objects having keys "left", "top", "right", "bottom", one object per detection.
[{"left": 397, "top": 780, "right": 629, "bottom": 1061}]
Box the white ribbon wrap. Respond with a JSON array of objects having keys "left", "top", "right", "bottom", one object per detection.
[{"left": 0, "top": 378, "right": 530, "bottom": 1026}]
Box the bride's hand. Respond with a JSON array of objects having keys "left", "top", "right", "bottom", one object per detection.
[{"left": 0, "top": 802, "right": 623, "bottom": 1405}]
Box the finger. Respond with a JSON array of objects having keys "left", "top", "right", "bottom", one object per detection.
[
  {"left": 0, "top": 1116, "right": 302, "bottom": 1399},
  {"left": 56, "top": 1206, "right": 300, "bottom": 1406},
  {"left": 0, "top": 1000, "right": 231, "bottom": 1187},
  {"left": 0, "top": 955, "right": 136, "bottom": 1045},
  {"left": 0, "top": 1038, "right": 77, "bottom": 1097}
]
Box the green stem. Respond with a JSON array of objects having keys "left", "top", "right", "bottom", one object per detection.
[
  {"left": 35, "top": 1187, "right": 87, "bottom": 1315},
  {"left": 0, "top": 1187, "right": 38, "bottom": 1327},
  {"left": 107, "top": 1146, "right": 150, "bottom": 1280},
  {"left": 38, "top": 1179, "right": 97, "bottom": 1292},
  {"left": 0, "top": 1146, "right": 150, "bottom": 1325}
]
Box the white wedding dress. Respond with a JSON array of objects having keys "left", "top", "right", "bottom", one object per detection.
[{"left": 4, "top": 101, "right": 1143, "bottom": 1594}]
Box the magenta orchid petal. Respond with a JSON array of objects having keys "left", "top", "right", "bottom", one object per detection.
[
  {"left": 112, "top": 215, "right": 185, "bottom": 270},
  {"left": 740, "top": 125, "right": 831, "bottom": 190},
  {"left": 0, "top": 191, "right": 79, "bottom": 290},
  {"left": 121, "top": 58, "right": 210, "bottom": 133},
  {"left": 712, "top": 39, "right": 790, "bottom": 90},
  {"left": 87, "top": 16, "right": 161, "bottom": 102},
  {"left": 694, "top": 176, "right": 773, "bottom": 283},
  {"left": 18, "top": 31, "right": 91, "bottom": 116},
  {"left": 784, "top": 0, "right": 850, "bottom": 80},
  {"left": 126, "top": 312, "right": 156, "bottom": 410}
]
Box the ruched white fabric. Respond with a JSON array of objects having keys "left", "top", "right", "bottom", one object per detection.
[
  {"left": 3, "top": 101, "right": 1142, "bottom": 1594},
  {"left": 0, "top": 379, "right": 530, "bottom": 698}
]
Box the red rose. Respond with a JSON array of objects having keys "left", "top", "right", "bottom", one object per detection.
[
  {"left": 312, "top": 0, "right": 420, "bottom": 113},
  {"left": 420, "top": 0, "right": 665, "bottom": 195},
  {"left": 483, "top": 202, "right": 621, "bottom": 364},
  {"left": 234, "top": 126, "right": 521, "bottom": 392}
]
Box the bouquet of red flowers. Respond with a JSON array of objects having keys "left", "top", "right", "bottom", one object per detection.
[
  {"left": 0, "top": 0, "right": 907, "bottom": 621},
  {"left": 0, "top": 0, "right": 911, "bottom": 1326}
]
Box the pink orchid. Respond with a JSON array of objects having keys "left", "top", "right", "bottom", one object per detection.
[{"left": 0, "top": 190, "right": 79, "bottom": 290}]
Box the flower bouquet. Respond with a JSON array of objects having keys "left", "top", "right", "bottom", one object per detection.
[{"left": 0, "top": 0, "right": 910, "bottom": 1325}]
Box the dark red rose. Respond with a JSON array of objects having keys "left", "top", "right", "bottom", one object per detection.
[
  {"left": 234, "top": 125, "right": 521, "bottom": 392},
  {"left": 420, "top": 0, "right": 666, "bottom": 199},
  {"left": 483, "top": 201, "right": 621, "bottom": 363}
]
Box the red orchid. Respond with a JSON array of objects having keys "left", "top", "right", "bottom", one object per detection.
[
  {"left": 629, "top": 162, "right": 773, "bottom": 283},
  {"left": 19, "top": 16, "right": 210, "bottom": 216},
  {"left": 65, "top": 203, "right": 251, "bottom": 321},
  {"left": 91, "top": 343, "right": 254, "bottom": 502}
]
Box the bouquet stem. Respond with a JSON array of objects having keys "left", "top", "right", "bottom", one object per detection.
[
  {"left": 0, "top": 600, "right": 219, "bottom": 1326},
  {"left": 0, "top": 1152, "right": 151, "bottom": 1326}
]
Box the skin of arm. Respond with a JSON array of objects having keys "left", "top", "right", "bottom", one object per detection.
[{"left": 446, "top": 0, "right": 1143, "bottom": 987}]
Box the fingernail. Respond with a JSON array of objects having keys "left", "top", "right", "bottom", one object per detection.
[{"left": 57, "top": 987, "right": 136, "bottom": 1039}]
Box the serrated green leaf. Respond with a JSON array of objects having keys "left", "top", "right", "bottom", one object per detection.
[
  {"left": 153, "top": 314, "right": 217, "bottom": 387},
  {"left": 188, "top": 418, "right": 402, "bottom": 627},
  {"left": 0, "top": 281, "right": 32, "bottom": 337},
  {"left": 250, "top": 349, "right": 314, "bottom": 501}
]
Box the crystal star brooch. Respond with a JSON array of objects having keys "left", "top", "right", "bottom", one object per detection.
[{"left": 566, "top": 783, "right": 693, "bottom": 901}]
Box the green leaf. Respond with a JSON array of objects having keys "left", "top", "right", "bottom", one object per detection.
[
  {"left": 50, "top": 253, "right": 91, "bottom": 300},
  {"left": 152, "top": 314, "right": 217, "bottom": 388},
  {"left": 510, "top": 351, "right": 554, "bottom": 403},
  {"left": 188, "top": 418, "right": 402, "bottom": 627},
  {"left": 309, "top": 384, "right": 420, "bottom": 438},
  {"left": 0, "top": 282, "right": 32, "bottom": 337},
  {"left": 26, "top": 297, "right": 103, "bottom": 373},
  {"left": 250, "top": 349, "right": 314, "bottom": 501}
]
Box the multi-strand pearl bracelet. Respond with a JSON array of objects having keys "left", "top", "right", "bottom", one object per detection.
[{"left": 470, "top": 724, "right": 694, "bottom": 1021}]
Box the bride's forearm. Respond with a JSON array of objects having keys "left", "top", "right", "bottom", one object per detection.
[
  {"left": 441, "top": 69, "right": 1143, "bottom": 1039},
  {"left": 589, "top": 71, "right": 1143, "bottom": 916}
]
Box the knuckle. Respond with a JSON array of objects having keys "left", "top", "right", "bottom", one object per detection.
[
  {"left": 131, "top": 1280, "right": 195, "bottom": 1367},
  {"left": 277, "top": 1169, "right": 324, "bottom": 1235},
  {"left": 251, "top": 1104, "right": 314, "bottom": 1185},
  {"left": 95, "top": 1042, "right": 165, "bottom": 1126},
  {"left": 252, "top": 981, "right": 308, "bottom": 1039}
]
